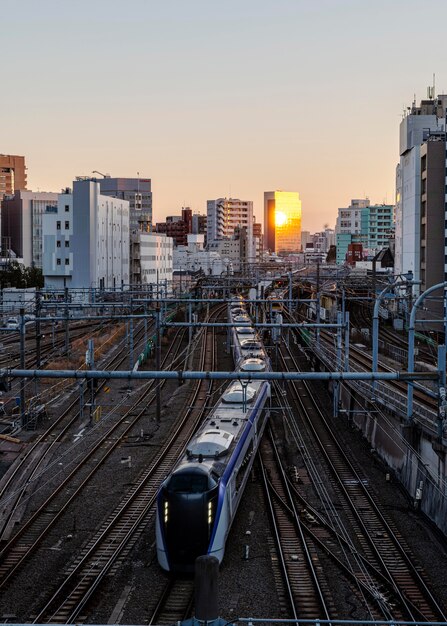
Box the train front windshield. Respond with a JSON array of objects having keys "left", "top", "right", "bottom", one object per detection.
[
  {"left": 167, "top": 473, "right": 209, "bottom": 493},
  {"left": 162, "top": 468, "right": 218, "bottom": 571}
]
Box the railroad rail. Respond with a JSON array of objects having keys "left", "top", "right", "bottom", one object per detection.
[
  {"left": 275, "top": 340, "right": 446, "bottom": 622},
  {"left": 31, "top": 305, "right": 223, "bottom": 622},
  {"left": 259, "top": 432, "right": 333, "bottom": 620}
]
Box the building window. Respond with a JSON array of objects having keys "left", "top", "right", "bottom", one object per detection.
[
  {"left": 57, "top": 258, "right": 61, "bottom": 265},
  {"left": 57, "top": 241, "right": 61, "bottom": 248},
  {"left": 65, "top": 221, "right": 69, "bottom": 229},
  {"left": 65, "top": 205, "right": 69, "bottom": 212},
  {"left": 65, "top": 241, "right": 69, "bottom": 248},
  {"left": 57, "top": 221, "right": 61, "bottom": 230},
  {"left": 65, "top": 259, "right": 69, "bottom": 265}
]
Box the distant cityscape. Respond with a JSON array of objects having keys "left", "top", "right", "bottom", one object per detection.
[{"left": 0, "top": 86, "right": 445, "bottom": 300}]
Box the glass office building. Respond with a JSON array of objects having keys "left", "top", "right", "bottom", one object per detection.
[{"left": 264, "top": 191, "right": 302, "bottom": 254}]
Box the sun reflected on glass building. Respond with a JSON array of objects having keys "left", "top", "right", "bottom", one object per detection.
[{"left": 264, "top": 191, "right": 302, "bottom": 254}]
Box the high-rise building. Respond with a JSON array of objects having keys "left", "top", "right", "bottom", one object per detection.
[
  {"left": 130, "top": 231, "right": 173, "bottom": 287},
  {"left": 98, "top": 176, "right": 152, "bottom": 233},
  {"left": 263, "top": 191, "right": 301, "bottom": 255},
  {"left": 206, "top": 197, "right": 252, "bottom": 237},
  {"left": 335, "top": 199, "right": 394, "bottom": 264},
  {"left": 395, "top": 93, "right": 447, "bottom": 289},
  {"left": 206, "top": 197, "right": 254, "bottom": 262},
  {"left": 1, "top": 190, "right": 58, "bottom": 267},
  {"left": 335, "top": 199, "right": 370, "bottom": 264},
  {"left": 155, "top": 208, "right": 193, "bottom": 247},
  {"left": 301, "top": 230, "right": 311, "bottom": 250},
  {"left": 191, "top": 213, "right": 207, "bottom": 238},
  {"left": 414, "top": 130, "right": 447, "bottom": 323},
  {"left": 0, "top": 154, "right": 27, "bottom": 201},
  {"left": 253, "top": 221, "right": 263, "bottom": 261},
  {"left": 43, "top": 179, "right": 130, "bottom": 291}
]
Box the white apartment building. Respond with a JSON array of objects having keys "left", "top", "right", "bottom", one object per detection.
[
  {"left": 206, "top": 197, "right": 255, "bottom": 262},
  {"left": 395, "top": 94, "right": 447, "bottom": 290},
  {"left": 1, "top": 190, "right": 58, "bottom": 267},
  {"left": 42, "top": 179, "right": 130, "bottom": 291},
  {"left": 335, "top": 199, "right": 370, "bottom": 236},
  {"left": 174, "top": 234, "right": 229, "bottom": 275},
  {"left": 131, "top": 231, "right": 173, "bottom": 286}
]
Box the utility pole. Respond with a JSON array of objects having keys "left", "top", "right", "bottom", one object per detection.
[
  {"left": 86, "top": 339, "right": 95, "bottom": 422},
  {"left": 35, "top": 288, "right": 41, "bottom": 369},
  {"left": 129, "top": 297, "right": 134, "bottom": 370},
  {"left": 316, "top": 261, "right": 321, "bottom": 348},
  {"left": 155, "top": 305, "right": 161, "bottom": 422},
  {"left": 64, "top": 286, "right": 70, "bottom": 354},
  {"left": 19, "top": 308, "right": 26, "bottom": 427}
]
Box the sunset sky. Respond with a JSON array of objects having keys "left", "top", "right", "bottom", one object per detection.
[{"left": 2, "top": 0, "right": 447, "bottom": 231}]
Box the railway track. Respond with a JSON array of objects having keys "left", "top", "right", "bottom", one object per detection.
[
  {"left": 259, "top": 432, "right": 333, "bottom": 620},
  {"left": 30, "top": 305, "right": 222, "bottom": 623},
  {"left": 289, "top": 303, "right": 439, "bottom": 416},
  {"left": 148, "top": 577, "right": 194, "bottom": 625},
  {"left": 275, "top": 340, "right": 446, "bottom": 621},
  {"left": 0, "top": 318, "right": 154, "bottom": 542},
  {"left": 0, "top": 320, "right": 183, "bottom": 586},
  {"left": 0, "top": 318, "right": 122, "bottom": 416}
]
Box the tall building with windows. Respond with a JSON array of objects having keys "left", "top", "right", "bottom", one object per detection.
[
  {"left": 0, "top": 154, "right": 27, "bottom": 202},
  {"left": 335, "top": 199, "right": 394, "bottom": 264},
  {"left": 43, "top": 179, "right": 130, "bottom": 291},
  {"left": 395, "top": 93, "right": 447, "bottom": 289},
  {"left": 263, "top": 191, "right": 301, "bottom": 254},
  {"left": 1, "top": 190, "right": 58, "bottom": 267},
  {"left": 98, "top": 176, "right": 152, "bottom": 233},
  {"left": 207, "top": 197, "right": 254, "bottom": 262}
]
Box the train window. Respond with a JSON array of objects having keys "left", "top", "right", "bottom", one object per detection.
[{"left": 168, "top": 473, "right": 209, "bottom": 493}]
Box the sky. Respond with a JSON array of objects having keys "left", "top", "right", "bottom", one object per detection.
[{"left": 1, "top": 0, "right": 447, "bottom": 232}]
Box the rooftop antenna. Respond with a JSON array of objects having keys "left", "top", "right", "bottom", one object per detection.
[{"left": 427, "top": 74, "right": 436, "bottom": 100}]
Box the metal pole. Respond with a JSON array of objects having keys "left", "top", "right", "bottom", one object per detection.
[
  {"left": 35, "top": 288, "right": 41, "bottom": 369},
  {"left": 64, "top": 286, "right": 69, "bottom": 354},
  {"left": 129, "top": 317, "right": 134, "bottom": 370},
  {"left": 144, "top": 301, "right": 148, "bottom": 346},
  {"left": 155, "top": 306, "right": 161, "bottom": 422},
  {"left": 372, "top": 279, "right": 406, "bottom": 397},
  {"left": 19, "top": 308, "right": 26, "bottom": 427},
  {"left": 344, "top": 311, "right": 350, "bottom": 372},
  {"left": 437, "top": 344, "right": 446, "bottom": 440},
  {"left": 316, "top": 261, "right": 320, "bottom": 349},
  {"left": 407, "top": 281, "right": 447, "bottom": 423},
  {"left": 79, "top": 380, "right": 84, "bottom": 420},
  {"left": 333, "top": 311, "right": 342, "bottom": 418},
  {"left": 288, "top": 271, "right": 292, "bottom": 310},
  {"left": 88, "top": 338, "right": 95, "bottom": 422},
  {"left": 129, "top": 298, "right": 134, "bottom": 370},
  {"left": 4, "top": 368, "right": 438, "bottom": 383}
]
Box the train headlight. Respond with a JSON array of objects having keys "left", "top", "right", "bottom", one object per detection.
[
  {"left": 164, "top": 501, "right": 169, "bottom": 523},
  {"left": 208, "top": 501, "right": 213, "bottom": 525}
]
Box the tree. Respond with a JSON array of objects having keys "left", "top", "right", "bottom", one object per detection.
[
  {"left": 326, "top": 245, "right": 336, "bottom": 264},
  {"left": 0, "top": 262, "right": 44, "bottom": 288}
]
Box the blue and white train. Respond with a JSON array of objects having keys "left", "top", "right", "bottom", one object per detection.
[{"left": 156, "top": 299, "right": 271, "bottom": 572}]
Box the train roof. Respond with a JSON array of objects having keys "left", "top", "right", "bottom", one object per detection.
[{"left": 240, "top": 357, "right": 266, "bottom": 372}]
